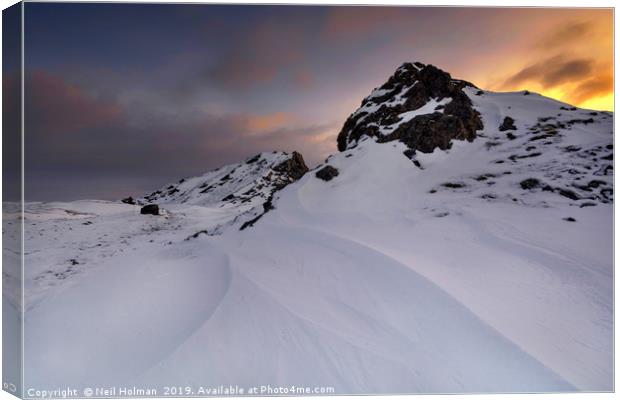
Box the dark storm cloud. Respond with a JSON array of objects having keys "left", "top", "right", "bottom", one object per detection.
[
  {"left": 503, "top": 55, "right": 594, "bottom": 89},
  {"left": 26, "top": 70, "right": 123, "bottom": 134},
  {"left": 24, "top": 69, "right": 335, "bottom": 201}
]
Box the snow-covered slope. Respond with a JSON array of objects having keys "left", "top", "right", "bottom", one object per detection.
[
  {"left": 7, "top": 62, "right": 613, "bottom": 395},
  {"left": 140, "top": 151, "right": 307, "bottom": 208},
  {"left": 140, "top": 150, "right": 308, "bottom": 231}
]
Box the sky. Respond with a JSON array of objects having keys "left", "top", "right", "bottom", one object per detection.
[{"left": 5, "top": 4, "right": 613, "bottom": 201}]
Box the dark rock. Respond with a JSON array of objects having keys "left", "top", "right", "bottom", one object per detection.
[
  {"left": 566, "top": 118, "right": 594, "bottom": 125},
  {"left": 335, "top": 62, "right": 483, "bottom": 153},
  {"left": 140, "top": 204, "right": 159, "bottom": 215},
  {"left": 441, "top": 182, "right": 466, "bottom": 189},
  {"left": 246, "top": 154, "right": 262, "bottom": 163},
  {"left": 499, "top": 116, "right": 516, "bottom": 131},
  {"left": 520, "top": 178, "right": 540, "bottom": 190},
  {"left": 315, "top": 165, "right": 340, "bottom": 181},
  {"left": 558, "top": 189, "right": 579, "bottom": 200},
  {"left": 273, "top": 151, "right": 308, "bottom": 182},
  {"left": 563, "top": 217, "right": 576, "bottom": 222},
  {"left": 403, "top": 149, "right": 416, "bottom": 159},
  {"left": 185, "top": 230, "right": 209, "bottom": 240},
  {"left": 121, "top": 197, "right": 135, "bottom": 205}
]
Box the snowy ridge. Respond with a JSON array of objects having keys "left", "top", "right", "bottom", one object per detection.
[
  {"left": 141, "top": 151, "right": 307, "bottom": 208},
  {"left": 6, "top": 62, "right": 613, "bottom": 394}
]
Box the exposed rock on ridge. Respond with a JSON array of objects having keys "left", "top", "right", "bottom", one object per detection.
[{"left": 336, "top": 62, "right": 483, "bottom": 153}]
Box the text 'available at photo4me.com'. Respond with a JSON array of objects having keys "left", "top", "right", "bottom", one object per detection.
[{"left": 24, "top": 385, "right": 337, "bottom": 398}]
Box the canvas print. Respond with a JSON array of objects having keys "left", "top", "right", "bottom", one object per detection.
[{"left": 1, "top": 3, "right": 614, "bottom": 398}]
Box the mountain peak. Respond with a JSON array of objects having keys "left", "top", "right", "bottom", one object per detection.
[{"left": 336, "top": 62, "right": 482, "bottom": 154}]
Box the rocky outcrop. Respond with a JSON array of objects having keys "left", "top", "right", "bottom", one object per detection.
[
  {"left": 336, "top": 62, "right": 483, "bottom": 154},
  {"left": 272, "top": 151, "right": 309, "bottom": 188}
]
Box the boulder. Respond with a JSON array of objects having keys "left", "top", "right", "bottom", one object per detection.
[
  {"left": 499, "top": 116, "right": 516, "bottom": 131},
  {"left": 520, "top": 178, "right": 540, "bottom": 190},
  {"left": 140, "top": 204, "right": 159, "bottom": 215},
  {"left": 273, "top": 151, "right": 309, "bottom": 181},
  {"left": 121, "top": 196, "right": 135, "bottom": 205},
  {"left": 316, "top": 165, "right": 339, "bottom": 181}
]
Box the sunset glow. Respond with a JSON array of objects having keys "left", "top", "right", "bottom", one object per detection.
[{"left": 12, "top": 4, "right": 614, "bottom": 200}]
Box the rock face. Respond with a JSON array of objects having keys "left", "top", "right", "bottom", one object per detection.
[
  {"left": 336, "top": 62, "right": 483, "bottom": 154},
  {"left": 140, "top": 204, "right": 159, "bottom": 215},
  {"left": 315, "top": 165, "right": 339, "bottom": 181},
  {"left": 271, "top": 151, "right": 309, "bottom": 187}
]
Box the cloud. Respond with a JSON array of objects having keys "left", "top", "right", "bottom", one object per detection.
[
  {"left": 503, "top": 55, "right": 593, "bottom": 89},
  {"left": 321, "top": 7, "right": 406, "bottom": 41},
  {"left": 245, "top": 112, "right": 292, "bottom": 133},
  {"left": 292, "top": 69, "right": 315, "bottom": 90},
  {"left": 537, "top": 21, "right": 593, "bottom": 49},
  {"left": 570, "top": 74, "right": 613, "bottom": 104},
  {"left": 23, "top": 69, "right": 337, "bottom": 200},
  {"left": 26, "top": 70, "right": 123, "bottom": 135},
  {"left": 207, "top": 19, "right": 308, "bottom": 90}
]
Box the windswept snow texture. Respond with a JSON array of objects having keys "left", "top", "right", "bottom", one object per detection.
[{"left": 9, "top": 66, "right": 613, "bottom": 395}]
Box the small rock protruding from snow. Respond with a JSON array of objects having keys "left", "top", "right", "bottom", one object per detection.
[
  {"left": 121, "top": 196, "right": 136, "bottom": 205},
  {"left": 315, "top": 165, "right": 340, "bottom": 181},
  {"left": 499, "top": 116, "right": 517, "bottom": 131},
  {"left": 140, "top": 204, "right": 160, "bottom": 215}
]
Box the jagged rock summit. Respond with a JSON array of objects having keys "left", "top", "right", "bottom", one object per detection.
[{"left": 336, "top": 62, "right": 483, "bottom": 154}]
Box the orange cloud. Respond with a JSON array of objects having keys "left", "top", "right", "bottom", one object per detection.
[
  {"left": 246, "top": 112, "right": 292, "bottom": 133},
  {"left": 478, "top": 14, "right": 613, "bottom": 111}
]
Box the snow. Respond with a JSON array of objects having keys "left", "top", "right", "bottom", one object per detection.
[{"left": 6, "top": 86, "right": 613, "bottom": 394}]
